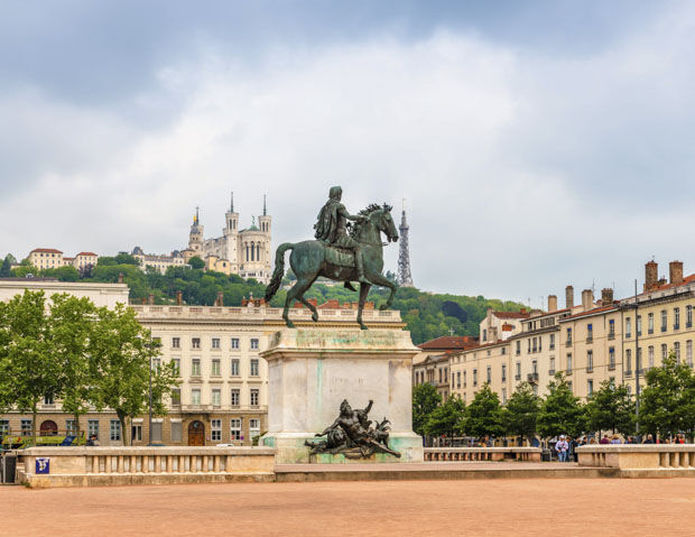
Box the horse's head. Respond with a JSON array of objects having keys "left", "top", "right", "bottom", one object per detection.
[{"left": 372, "top": 204, "right": 399, "bottom": 243}]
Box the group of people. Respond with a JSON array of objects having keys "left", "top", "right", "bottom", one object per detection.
[{"left": 554, "top": 432, "right": 689, "bottom": 461}]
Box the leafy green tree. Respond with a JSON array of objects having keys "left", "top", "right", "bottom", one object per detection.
[
  {"left": 424, "top": 395, "right": 465, "bottom": 438},
  {"left": 459, "top": 384, "right": 504, "bottom": 438},
  {"left": 89, "top": 304, "right": 179, "bottom": 445},
  {"left": 188, "top": 256, "right": 205, "bottom": 269},
  {"left": 42, "top": 265, "right": 80, "bottom": 281},
  {"left": 0, "top": 291, "right": 62, "bottom": 443},
  {"left": 48, "top": 294, "right": 98, "bottom": 435},
  {"left": 640, "top": 353, "right": 695, "bottom": 438},
  {"left": 0, "top": 254, "right": 15, "bottom": 277},
  {"left": 585, "top": 381, "right": 635, "bottom": 436},
  {"left": 503, "top": 382, "right": 541, "bottom": 443},
  {"left": 412, "top": 383, "right": 441, "bottom": 436},
  {"left": 538, "top": 374, "right": 586, "bottom": 438},
  {"left": 98, "top": 254, "right": 139, "bottom": 266}
]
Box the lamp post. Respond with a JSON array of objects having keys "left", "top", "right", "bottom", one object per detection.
[{"left": 148, "top": 350, "right": 153, "bottom": 446}]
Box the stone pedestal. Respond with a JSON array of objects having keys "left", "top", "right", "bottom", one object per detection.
[{"left": 260, "top": 328, "right": 424, "bottom": 464}]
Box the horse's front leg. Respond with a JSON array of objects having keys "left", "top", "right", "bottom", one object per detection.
[
  {"left": 367, "top": 272, "right": 398, "bottom": 310},
  {"left": 357, "top": 283, "right": 371, "bottom": 330}
]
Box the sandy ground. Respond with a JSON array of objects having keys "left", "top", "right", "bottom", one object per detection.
[{"left": 2, "top": 479, "right": 695, "bottom": 536}]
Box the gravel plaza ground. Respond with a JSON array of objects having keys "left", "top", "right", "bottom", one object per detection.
[{"left": 3, "top": 477, "right": 695, "bottom": 537}]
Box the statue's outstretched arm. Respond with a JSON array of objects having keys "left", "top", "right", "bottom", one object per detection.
[
  {"left": 316, "top": 417, "right": 341, "bottom": 437},
  {"left": 338, "top": 205, "right": 366, "bottom": 222}
]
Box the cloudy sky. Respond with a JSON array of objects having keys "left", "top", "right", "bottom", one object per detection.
[{"left": 2, "top": 1, "right": 695, "bottom": 307}]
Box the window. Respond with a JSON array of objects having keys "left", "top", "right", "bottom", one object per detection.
[
  {"left": 172, "top": 337, "right": 180, "bottom": 348},
  {"left": 661, "top": 310, "right": 668, "bottom": 332},
  {"left": 457, "top": 371, "right": 461, "bottom": 389},
  {"left": 88, "top": 420, "right": 99, "bottom": 440},
  {"left": 515, "top": 362, "right": 521, "bottom": 380},
  {"left": 191, "top": 358, "right": 201, "bottom": 377},
  {"left": 687, "top": 305, "right": 693, "bottom": 328},
  {"left": 538, "top": 336, "right": 542, "bottom": 352},
  {"left": 131, "top": 424, "right": 142, "bottom": 442},
  {"left": 0, "top": 419, "right": 9, "bottom": 438},
  {"left": 473, "top": 369, "right": 478, "bottom": 387},
  {"left": 171, "top": 422, "right": 182, "bottom": 443},
  {"left": 249, "top": 419, "right": 261, "bottom": 442},
  {"left": 110, "top": 420, "right": 122, "bottom": 442},
  {"left": 501, "top": 347, "right": 506, "bottom": 355},
  {"left": 192, "top": 337, "right": 201, "bottom": 349},
  {"left": 662, "top": 344, "right": 668, "bottom": 361},
  {"left": 636, "top": 316, "right": 642, "bottom": 337},
  {"left": 609, "top": 347, "right": 616, "bottom": 370},
  {"left": 438, "top": 368, "right": 442, "bottom": 383},
  {"left": 21, "top": 419, "right": 32, "bottom": 436},
  {"left": 501, "top": 364, "right": 507, "bottom": 383},
  {"left": 648, "top": 346, "right": 655, "bottom": 369},
  {"left": 587, "top": 323, "right": 593, "bottom": 341},
  {"left": 231, "top": 338, "right": 240, "bottom": 350},
  {"left": 587, "top": 379, "right": 594, "bottom": 396},
  {"left": 625, "top": 318, "right": 632, "bottom": 338},
  {"left": 152, "top": 357, "right": 161, "bottom": 370},
  {"left": 65, "top": 419, "right": 76, "bottom": 434},
  {"left": 483, "top": 329, "right": 487, "bottom": 342},
  {"left": 191, "top": 389, "right": 201, "bottom": 405},
  {"left": 172, "top": 358, "right": 180, "bottom": 376},
  {"left": 230, "top": 419, "right": 242, "bottom": 441},
  {"left": 532, "top": 360, "right": 538, "bottom": 374},
  {"left": 625, "top": 349, "right": 632, "bottom": 375},
  {"left": 211, "top": 419, "right": 222, "bottom": 442},
  {"left": 212, "top": 389, "right": 221, "bottom": 407},
  {"left": 637, "top": 347, "right": 643, "bottom": 373},
  {"left": 486, "top": 366, "right": 491, "bottom": 384},
  {"left": 674, "top": 308, "right": 681, "bottom": 330},
  {"left": 566, "top": 353, "right": 573, "bottom": 374},
  {"left": 231, "top": 389, "right": 240, "bottom": 407},
  {"left": 43, "top": 394, "right": 54, "bottom": 405},
  {"left": 587, "top": 350, "right": 593, "bottom": 373},
  {"left": 566, "top": 327, "right": 572, "bottom": 345},
  {"left": 171, "top": 388, "right": 181, "bottom": 405},
  {"left": 501, "top": 388, "right": 507, "bottom": 404},
  {"left": 687, "top": 340, "right": 693, "bottom": 367},
  {"left": 549, "top": 333, "right": 555, "bottom": 349},
  {"left": 211, "top": 359, "right": 221, "bottom": 376},
  {"left": 648, "top": 313, "right": 654, "bottom": 334},
  {"left": 463, "top": 370, "right": 467, "bottom": 388},
  {"left": 250, "top": 359, "right": 259, "bottom": 377},
  {"left": 212, "top": 337, "right": 220, "bottom": 349},
  {"left": 231, "top": 358, "right": 240, "bottom": 376},
  {"left": 674, "top": 342, "right": 681, "bottom": 363},
  {"left": 515, "top": 340, "right": 521, "bottom": 355},
  {"left": 250, "top": 338, "right": 259, "bottom": 350},
  {"left": 250, "top": 389, "right": 259, "bottom": 407},
  {"left": 549, "top": 356, "right": 556, "bottom": 375},
  {"left": 609, "top": 319, "right": 616, "bottom": 338},
  {"left": 151, "top": 422, "right": 162, "bottom": 443}
]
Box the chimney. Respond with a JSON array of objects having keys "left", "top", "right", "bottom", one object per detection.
[
  {"left": 117, "top": 272, "right": 124, "bottom": 284},
  {"left": 601, "top": 288, "right": 613, "bottom": 305},
  {"left": 565, "top": 285, "right": 574, "bottom": 309},
  {"left": 644, "top": 260, "right": 658, "bottom": 291},
  {"left": 148, "top": 294, "right": 154, "bottom": 305},
  {"left": 581, "top": 289, "right": 593, "bottom": 311},
  {"left": 669, "top": 260, "right": 684, "bottom": 286},
  {"left": 216, "top": 291, "right": 224, "bottom": 307},
  {"left": 176, "top": 291, "right": 183, "bottom": 305},
  {"left": 547, "top": 295, "right": 558, "bottom": 312}
]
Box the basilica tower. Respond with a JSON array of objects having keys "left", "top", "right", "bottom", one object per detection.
[{"left": 188, "top": 207, "right": 204, "bottom": 256}]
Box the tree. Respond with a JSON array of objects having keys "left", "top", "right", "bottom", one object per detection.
[
  {"left": 412, "top": 383, "right": 441, "bottom": 436},
  {"left": 0, "top": 291, "right": 62, "bottom": 443},
  {"left": 48, "top": 294, "right": 98, "bottom": 436},
  {"left": 537, "top": 374, "right": 586, "bottom": 438},
  {"left": 503, "top": 382, "right": 541, "bottom": 443},
  {"left": 424, "top": 395, "right": 465, "bottom": 438},
  {"left": 640, "top": 353, "right": 695, "bottom": 438},
  {"left": 459, "top": 384, "right": 504, "bottom": 438},
  {"left": 89, "top": 304, "right": 179, "bottom": 445},
  {"left": 0, "top": 254, "right": 15, "bottom": 277},
  {"left": 585, "top": 381, "right": 635, "bottom": 436},
  {"left": 188, "top": 256, "right": 205, "bottom": 270}
]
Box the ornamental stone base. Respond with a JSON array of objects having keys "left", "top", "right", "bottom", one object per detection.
[{"left": 260, "top": 328, "right": 424, "bottom": 464}]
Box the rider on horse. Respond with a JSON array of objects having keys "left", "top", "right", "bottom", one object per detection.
[{"left": 314, "top": 186, "right": 369, "bottom": 284}]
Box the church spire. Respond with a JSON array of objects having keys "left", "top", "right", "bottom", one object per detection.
[
  {"left": 230, "top": 191, "right": 234, "bottom": 213},
  {"left": 194, "top": 206, "right": 199, "bottom": 225},
  {"left": 263, "top": 194, "right": 267, "bottom": 216}
]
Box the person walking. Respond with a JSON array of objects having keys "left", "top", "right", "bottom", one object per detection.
[{"left": 555, "top": 435, "right": 569, "bottom": 462}]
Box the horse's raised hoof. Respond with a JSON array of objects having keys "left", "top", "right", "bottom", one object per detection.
[
  {"left": 312, "top": 312, "right": 319, "bottom": 322},
  {"left": 359, "top": 323, "right": 368, "bottom": 330},
  {"left": 379, "top": 303, "right": 389, "bottom": 311},
  {"left": 284, "top": 319, "right": 295, "bottom": 329}
]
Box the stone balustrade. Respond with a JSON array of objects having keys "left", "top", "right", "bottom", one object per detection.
[
  {"left": 577, "top": 445, "right": 695, "bottom": 475},
  {"left": 17, "top": 446, "right": 276, "bottom": 488},
  {"left": 424, "top": 447, "right": 541, "bottom": 462}
]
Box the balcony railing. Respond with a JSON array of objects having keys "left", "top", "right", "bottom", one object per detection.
[
  {"left": 586, "top": 366, "right": 594, "bottom": 373},
  {"left": 608, "top": 363, "right": 616, "bottom": 371},
  {"left": 565, "top": 340, "right": 572, "bottom": 347},
  {"left": 608, "top": 332, "right": 615, "bottom": 341},
  {"left": 514, "top": 374, "right": 521, "bottom": 381},
  {"left": 527, "top": 372, "right": 539, "bottom": 383},
  {"left": 548, "top": 369, "right": 555, "bottom": 376},
  {"left": 586, "top": 337, "right": 593, "bottom": 344}
]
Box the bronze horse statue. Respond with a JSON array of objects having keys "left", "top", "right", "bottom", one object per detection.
[{"left": 264, "top": 203, "right": 399, "bottom": 329}]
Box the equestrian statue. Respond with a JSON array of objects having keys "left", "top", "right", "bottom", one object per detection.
[{"left": 264, "top": 185, "right": 399, "bottom": 329}]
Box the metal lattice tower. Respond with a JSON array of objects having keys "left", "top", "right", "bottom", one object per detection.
[{"left": 398, "top": 199, "right": 414, "bottom": 287}]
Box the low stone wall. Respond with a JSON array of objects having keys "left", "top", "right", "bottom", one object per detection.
[
  {"left": 424, "top": 447, "right": 541, "bottom": 462},
  {"left": 17, "top": 446, "right": 276, "bottom": 488},
  {"left": 577, "top": 445, "right": 695, "bottom": 477}
]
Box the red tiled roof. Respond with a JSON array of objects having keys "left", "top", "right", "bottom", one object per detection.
[
  {"left": 564, "top": 304, "right": 619, "bottom": 320},
  {"left": 492, "top": 311, "right": 530, "bottom": 319},
  {"left": 645, "top": 273, "right": 695, "bottom": 294},
  {"left": 30, "top": 248, "right": 63, "bottom": 254},
  {"left": 418, "top": 335, "right": 479, "bottom": 351},
  {"left": 75, "top": 251, "right": 98, "bottom": 257}
]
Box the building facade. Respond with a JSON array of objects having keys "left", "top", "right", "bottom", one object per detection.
[
  {"left": 27, "top": 249, "right": 99, "bottom": 272},
  {"left": 183, "top": 194, "right": 272, "bottom": 284},
  {"left": 131, "top": 247, "right": 187, "bottom": 275}
]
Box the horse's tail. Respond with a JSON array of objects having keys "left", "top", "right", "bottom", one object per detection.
[{"left": 264, "top": 243, "right": 294, "bottom": 302}]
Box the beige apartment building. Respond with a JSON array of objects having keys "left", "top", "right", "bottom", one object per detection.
[
  {"left": 27, "top": 248, "right": 99, "bottom": 272},
  {"left": 131, "top": 247, "right": 187, "bottom": 274},
  {"left": 0, "top": 278, "right": 405, "bottom": 446}
]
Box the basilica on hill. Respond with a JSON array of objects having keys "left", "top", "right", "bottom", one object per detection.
[{"left": 181, "top": 193, "right": 272, "bottom": 284}]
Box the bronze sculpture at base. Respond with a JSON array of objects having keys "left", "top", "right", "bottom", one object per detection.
[{"left": 304, "top": 399, "right": 401, "bottom": 458}]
